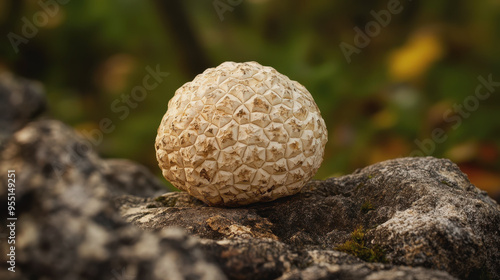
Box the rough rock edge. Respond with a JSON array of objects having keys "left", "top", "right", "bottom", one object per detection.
[
  {"left": 0, "top": 118, "right": 225, "bottom": 279},
  {"left": 119, "top": 157, "right": 500, "bottom": 279},
  {"left": 0, "top": 72, "right": 46, "bottom": 148}
]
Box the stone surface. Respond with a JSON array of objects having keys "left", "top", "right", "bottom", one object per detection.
[
  {"left": 155, "top": 61, "right": 328, "bottom": 206},
  {"left": 102, "top": 159, "right": 166, "bottom": 198},
  {"left": 0, "top": 120, "right": 224, "bottom": 280},
  {"left": 277, "top": 264, "right": 456, "bottom": 280},
  {"left": 120, "top": 157, "right": 500, "bottom": 279},
  {"left": 0, "top": 72, "right": 46, "bottom": 148}
]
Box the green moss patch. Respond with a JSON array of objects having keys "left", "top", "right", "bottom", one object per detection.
[{"left": 335, "top": 226, "right": 387, "bottom": 263}]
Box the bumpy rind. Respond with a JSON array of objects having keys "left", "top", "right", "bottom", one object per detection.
[{"left": 155, "top": 61, "right": 327, "bottom": 206}]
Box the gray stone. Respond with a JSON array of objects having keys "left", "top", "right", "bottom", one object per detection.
[
  {"left": 120, "top": 157, "right": 500, "bottom": 279},
  {"left": 0, "top": 120, "right": 225, "bottom": 280},
  {"left": 278, "top": 264, "right": 457, "bottom": 280},
  {"left": 0, "top": 72, "right": 46, "bottom": 147},
  {"left": 102, "top": 158, "right": 166, "bottom": 198}
]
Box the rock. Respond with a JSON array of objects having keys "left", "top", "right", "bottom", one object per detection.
[
  {"left": 0, "top": 72, "right": 46, "bottom": 147},
  {"left": 0, "top": 120, "right": 224, "bottom": 280},
  {"left": 120, "top": 157, "right": 500, "bottom": 279},
  {"left": 278, "top": 264, "right": 457, "bottom": 280},
  {"left": 0, "top": 120, "right": 166, "bottom": 199},
  {"left": 101, "top": 159, "right": 166, "bottom": 198},
  {"left": 196, "top": 237, "right": 458, "bottom": 280}
]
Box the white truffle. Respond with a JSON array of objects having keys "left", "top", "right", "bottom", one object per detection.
[{"left": 155, "top": 61, "right": 327, "bottom": 206}]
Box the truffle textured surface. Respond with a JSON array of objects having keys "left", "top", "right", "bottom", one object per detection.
[{"left": 155, "top": 61, "right": 327, "bottom": 206}]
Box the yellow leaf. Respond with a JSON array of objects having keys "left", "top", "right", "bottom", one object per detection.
[{"left": 389, "top": 32, "right": 444, "bottom": 81}]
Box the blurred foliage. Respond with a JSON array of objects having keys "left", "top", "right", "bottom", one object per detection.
[{"left": 1, "top": 0, "right": 499, "bottom": 200}]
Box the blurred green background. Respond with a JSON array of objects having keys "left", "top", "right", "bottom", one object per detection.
[{"left": 1, "top": 0, "right": 499, "bottom": 200}]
